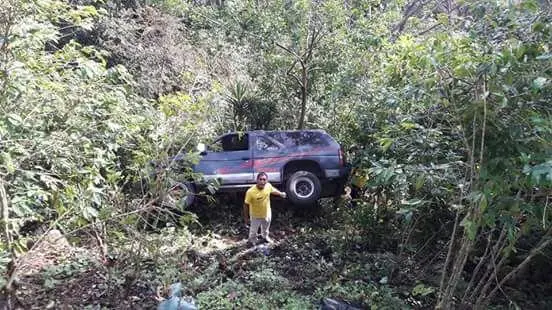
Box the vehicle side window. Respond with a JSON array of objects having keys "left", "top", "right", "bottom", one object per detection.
[
  {"left": 211, "top": 133, "right": 248, "bottom": 152},
  {"left": 266, "top": 131, "right": 329, "bottom": 147},
  {"left": 209, "top": 139, "right": 223, "bottom": 152},
  {"left": 255, "top": 136, "right": 280, "bottom": 152}
]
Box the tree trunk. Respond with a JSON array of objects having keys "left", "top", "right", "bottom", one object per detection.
[
  {"left": 297, "top": 63, "right": 307, "bottom": 130},
  {"left": 0, "top": 177, "right": 10, "bottom": 247}
]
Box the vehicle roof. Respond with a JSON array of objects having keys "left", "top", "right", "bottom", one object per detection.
[{"left": 225, "top": 129, "right": 328, "bottom": 135}]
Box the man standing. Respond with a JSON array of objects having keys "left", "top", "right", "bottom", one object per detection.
[{"left": 243, "top": 172, "right": 286, "bottom": 245}]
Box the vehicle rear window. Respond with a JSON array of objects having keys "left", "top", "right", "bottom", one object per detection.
[{"left": 266, "top": 131, "right": 329, "bottom": 147}]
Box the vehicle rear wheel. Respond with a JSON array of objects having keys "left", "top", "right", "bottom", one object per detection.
[{"left": 286, "top": 171, "right": 322, "bottom": 206}]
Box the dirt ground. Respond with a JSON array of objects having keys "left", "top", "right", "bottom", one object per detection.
[{"left": 10, "top": 198, "right": 419, "bottom": 309}]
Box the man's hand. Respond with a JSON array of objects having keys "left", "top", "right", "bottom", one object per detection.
[
  {"left": 244, "top": 215, "right": 249, "bottom": 225},
  {"left": 280, "top": 192, "right": 287, "bottom": 199}
]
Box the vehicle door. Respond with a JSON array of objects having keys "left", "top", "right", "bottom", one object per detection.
[
  {"left": 252, "top": 134, "right": 286, "bottom": 183},
  {"left": 195, "top": 133, "right": 254, "bottom": 185}
]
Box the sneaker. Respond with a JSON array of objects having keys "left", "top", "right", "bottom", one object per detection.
[{"left": 246, "top": 240, "right": 256, "bottom": 247}]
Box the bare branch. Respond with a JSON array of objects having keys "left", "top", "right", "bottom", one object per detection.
[
  {"left": 461, "top": 228, "right": 494, "bottom": 304},
  {"left": 0, "top": 178, "right": 10, "bottom": 248},
  {"left": 437, "top": 209, "right": 460, "bottom": 307},
  {"left": 0, "top": 2, "right": 16, "bottom": 105},
  {"left": 392, "top": 0, "right": 434, "bottom": 36},
  {"left": 478, "top": 78, "right": 487, "bottom": 171},
  {"left": 468, "top": 224, "right": 508, "bottom": 302},
  {"left": 417, "top": 23, "right": 441, "bottom": 36},
  {"left": 289, "top": 73, "right": 303, "bottom": 88},
  {"left": 276, "top": 23, "right": 322, "bottom": 130},
  {"left": 275, "top": 42, "right": 301, "bottom": 60},
  {"left": 304, "top": 26, "right": 322, "bottom": 63},
  {"left": 479, "top": 228, "right": 552, "bottom": 307},
  {"left": 307, "top": 66, "right": 322, "bottom": 73},
  {"left": 286, "top": 59, "right": 300, "bottom": 76}
]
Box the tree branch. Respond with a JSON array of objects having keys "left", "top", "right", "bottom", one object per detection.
[
  {"left": 392, "top": 0, "right": 433, "bottom": 36},
  {"left": 277, "top": 42, "right": 306, "bottom": 89},
  {"left": 461, "top": 228, "right": 494, "bottom": 304},
  {"left": 0, "top": 3, "right": 15, "bottom": 107},
  {"left": 286, "top": 59, "right": 300, "bottom": 76},
  {"left": 289, "top": 73, "right": 303, "bottom": 88},
  {"left": 304, "top": 27, "right": 322, "bottom": 63},
  {"left": 276, "top": 42, "right": 301, "bottom": 60},
  {"left": 417, "top": 23, "right": 441, "bottom": 36},
  {"left": 437, "top": 209, "right": 460, "bottom": 307},
  {"left": 479, "top": 229, "right": 552, "bottom": 307},
  {"left": 0, "top": 177, "right": 10, "bottom": 248},
  {"left": 467, "top": 224, "right": 508, "bottom": 303}
]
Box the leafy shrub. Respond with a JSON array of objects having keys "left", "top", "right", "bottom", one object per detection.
[
  {"left": 0, "top": 0, "right": 214, "bottom": 292},
  {"left": 314, "top": 281, "right": 409, "bottom": 310},
  {"left": 196, "top": 280, "right": 313, "bottom": 310}
]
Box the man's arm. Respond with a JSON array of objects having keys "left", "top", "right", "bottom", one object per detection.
[
  {"left": 270, "top": 186, "right": 287, "bottom": 199},
  {"left": 243, "top": 203, "right": 250, "bottom": 224},
  {"left": 243, "top": 190, "right": 251, "bottom": 224}
]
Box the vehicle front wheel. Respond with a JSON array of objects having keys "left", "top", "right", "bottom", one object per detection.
[
  {"left": 161, "top": 182, "right": 196, "bottom": 210},
  {"left": 286, "top": 171, "right": 322, "bottom": 206}
]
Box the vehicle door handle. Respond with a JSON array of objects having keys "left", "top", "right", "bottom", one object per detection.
[{"left": 241, "top": 157, "right": 249, "bottom": 161}]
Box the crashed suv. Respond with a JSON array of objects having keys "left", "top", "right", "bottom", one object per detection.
[{"left": 170, "top": 130, "right": 350, "bottom": 207}]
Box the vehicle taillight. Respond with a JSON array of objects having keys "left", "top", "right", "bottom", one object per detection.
[{"left": 338, "top": 147, "right": 344, "bottom": 166}]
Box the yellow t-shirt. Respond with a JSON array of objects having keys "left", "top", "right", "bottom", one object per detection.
[{"left": 245, "top": 183, "right": 273, "bottom": 219}]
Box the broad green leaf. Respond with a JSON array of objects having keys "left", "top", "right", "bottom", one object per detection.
[
  {"left": 1, "top": 152, "right": 16, "bottom": 174},
  {"left": 401, "top": 199, "right": 424, "bottom": 206},
  {"left": 400, "top": 121, "right": 418, "bottom": 130},
  {"left": 412, "top": 283, "right": 435, "bottom": 297},
  {"left": 532, "top": 77, "right": 548, "bottom": 90},
  {"left": 536, "top": 53, "right": 552, "bottom": 60},
  {"left": 379, "top": 138, "right": 394, "bottom": 152},
  {"left": 479, "top": 195, "right": 488, "bottom": 213},
  {"left": 460, "top": 216, "right": 477, "bottom": 241},
  {"left": 6, "top": 114, "right": 22, "bottom": 126},
  {"left": 415, "top": 175, "right": 425, "bottom": 191},
  {"left": 82, "top": 206, "right": 99, "bottom": 221}
]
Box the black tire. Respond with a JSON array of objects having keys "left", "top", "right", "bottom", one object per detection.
[
  {"left": 162, "top": 182, "right": 196, "bottom": 210},
  {"left": 139, "top": 182, "right": 196, "bottom": 231},
  {"left": 286, "top": 171, "right": 322, "bottom": 206}
]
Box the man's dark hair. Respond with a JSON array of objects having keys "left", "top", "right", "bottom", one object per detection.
[{"left": 257, "top": 172, "right": 268, "bottom": 180}]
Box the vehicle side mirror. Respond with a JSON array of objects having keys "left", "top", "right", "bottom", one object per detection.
[{"left": 197, "top": 143, "right": 206, "bottom": 154}]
